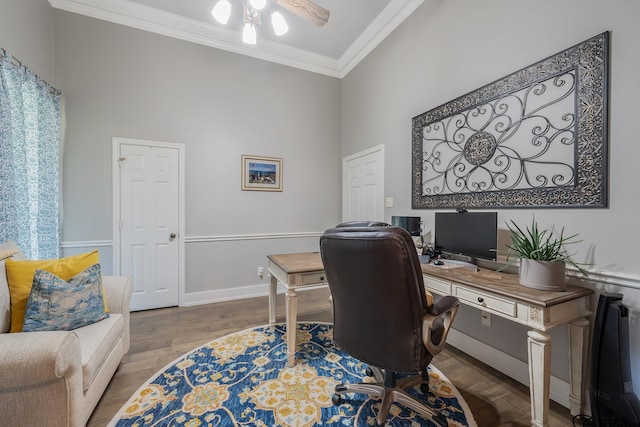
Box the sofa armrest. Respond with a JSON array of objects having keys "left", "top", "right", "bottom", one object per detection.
[
  {"left": 102, "top": 276, "right": 133, "bottom": 353},
  {"left": 103, "top": 276, "right": 133, "bottom": 315},
  {"left": 0, "top": 331, "right": 80, "bottom": 388},
  {"left": 0, "top": 331, "right": 85, "bottom": 426}
]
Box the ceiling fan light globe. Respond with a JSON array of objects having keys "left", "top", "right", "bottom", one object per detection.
[
  {"left": 242, "top": 23, "right": 257, "bottom": 44},
  {"left": 271, "top": 10, "right": 288, "bottom": 36},
  {"left": 249, "top": 0, "right": 267, "bottom": 10},
  {"left": 212, "top": 0, "right": 231, "bottom": 24}
]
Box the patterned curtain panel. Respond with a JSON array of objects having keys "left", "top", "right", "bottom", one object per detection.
[{"left": 0, "top": 52, "right": 61, "bottom": 259}]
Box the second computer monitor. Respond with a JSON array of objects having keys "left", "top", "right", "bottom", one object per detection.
[{"left": 391, "top": 216, "right": 421, "bottom": 237}]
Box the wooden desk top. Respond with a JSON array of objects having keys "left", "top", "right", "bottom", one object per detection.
[
  {"left": 267, "top": 252, "right": 323, "bottom": 274},
  {"left": 266, "top": 252, "right": 592, "bottom": 308},
  {"left": 421, "top": 264, "right": 593, "bottom": 308}
]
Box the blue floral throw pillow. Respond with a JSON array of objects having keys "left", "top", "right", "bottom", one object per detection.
[{"left": 22, "top": 263, "right": 109, "bottom": 332}]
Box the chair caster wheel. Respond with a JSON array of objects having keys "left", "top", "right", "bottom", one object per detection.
[
  {"left": 331, "top": 393, "right": 343, "bottom": 405},
  {"left": 365, "top": 367, "right": 374, "bottom": 377},
  {"left": 420, "top": 383, "right": 429, "bottom": 394}
]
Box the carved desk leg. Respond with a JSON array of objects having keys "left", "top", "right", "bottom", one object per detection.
[
  {"left": 285, "top": 288, "right": 298, "bottom": 367},
  {"left": 528, "top": 330, "right": 551, "bottom": 427},
  {"left": 268, "top": 273, "right": 277, "bottom": 324},
  {"left": 568, "top": 317, "right": 590, "bottom": 416}
]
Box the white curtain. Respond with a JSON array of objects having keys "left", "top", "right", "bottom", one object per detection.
[{"left": 0, "top": 51, "right": 61, "bottom": 259}]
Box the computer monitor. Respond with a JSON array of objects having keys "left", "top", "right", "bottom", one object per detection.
[
  {"left": 434, "top": 211, "right": 497, "bottom": 261},
  {"left": 391, "top": 216, "right": 422, "bottom": 237}
]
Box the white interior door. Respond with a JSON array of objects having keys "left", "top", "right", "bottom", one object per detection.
[
  {"left": 342, "top": 145, "right": 385, "bottom": 222},
  {"left": 114, "top": 138, "right": 184, "bottom": 311}
]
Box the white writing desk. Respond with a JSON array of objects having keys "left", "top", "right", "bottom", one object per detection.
[
  {"left": 421, "top": 264, "right": 592, "bottom": 427},
  {"left": 267, "top": 252, "right": 593, "bottom": 427}
]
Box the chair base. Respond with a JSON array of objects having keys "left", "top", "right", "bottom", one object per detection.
[{"left": 332, "top": 366, "right": 448, "bottom": 427}]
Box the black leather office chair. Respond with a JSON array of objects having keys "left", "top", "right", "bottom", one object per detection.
[{"left": 319, "top": 225, "right": 459, "bottom": 427}]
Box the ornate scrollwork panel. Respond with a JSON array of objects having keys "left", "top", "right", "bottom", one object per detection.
[{"left": 412, "top": 32, "right": 609, "bottom": 209}]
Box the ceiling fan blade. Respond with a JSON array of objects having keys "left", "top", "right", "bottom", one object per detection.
[{"left": 273, "top": 0, "right": 330, "bottom": 27}]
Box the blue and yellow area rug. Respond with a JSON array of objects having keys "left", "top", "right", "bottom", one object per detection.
[{"left": 109, "top": 323, "right": 477, "bottom": 427}]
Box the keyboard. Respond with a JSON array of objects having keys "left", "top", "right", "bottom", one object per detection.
[
  {"left": 425, "top": 258, "right": 479, "bottom": 271},
  {"left": 443, "top": 259, "right": 477, "bottom": 268}
]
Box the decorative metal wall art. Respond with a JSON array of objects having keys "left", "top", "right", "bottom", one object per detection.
[{"left": 412, "top": 32, "right": 609, "bottom": 209}]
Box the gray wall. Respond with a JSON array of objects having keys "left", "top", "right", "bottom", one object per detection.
[
  {"left": 1, "top": 1, "right": 342, "bottom": 297},
  {"left": 51, "top": 11, "right": 343, "bottom": 294},
  {"left": 0, "top": 0, "right": 54, "bottom": 82},
  {"left": 343, "top": 0, "right": 640, "bottom": 275},
  {"left": 342, "top": 0, "right": 640, "bottom": 396}
]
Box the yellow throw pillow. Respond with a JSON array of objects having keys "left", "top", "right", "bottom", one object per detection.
[{"left": 6, "top": 250, "right": 105, "bottom": 333}]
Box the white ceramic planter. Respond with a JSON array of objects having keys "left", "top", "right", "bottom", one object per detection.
[{"left": 519, "top": 258, "right": 567, "bottom": 291}]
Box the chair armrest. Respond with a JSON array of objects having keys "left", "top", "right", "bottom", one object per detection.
[
  {"left": 422, "top": 296, "right": 459, "bottom": 356},
  {"left": 428, "top": 295, "right": 459, "bottom": 316},
  {"left": 103, "top": 276, "right": 133, "bottom": 315},
  {"left": 0, "top": 331, "right": 81, "bottom": 389}
]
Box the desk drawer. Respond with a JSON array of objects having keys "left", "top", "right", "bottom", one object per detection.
[
  {"left": 454, "top": 285, "right": 517, "bottom": 318},
  {"left": 300, "top": 271, "right": 327, "bottom": 286},
  {"left": 423, "top": 276, "right": 451, "bottom": 295}
]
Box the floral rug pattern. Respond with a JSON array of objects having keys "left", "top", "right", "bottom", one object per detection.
[{"left": 110, "top": 323, "right": 477, "bottom": 427}]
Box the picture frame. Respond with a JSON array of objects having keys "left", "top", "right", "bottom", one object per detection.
[
  {"left": 412, "top": 31, "right": 609, "bottom": 209},
  {"left": 241, "top": 155, "right": 283, "bottom": 192}
]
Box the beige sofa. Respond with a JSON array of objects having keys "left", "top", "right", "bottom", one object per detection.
[{"left": 0, "top": 243, "right": 133, "bottom": 427}]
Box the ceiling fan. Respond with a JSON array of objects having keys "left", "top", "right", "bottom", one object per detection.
[
  {"left": 212, "top": 0, "right": 330, "bottom": 44},
  {"left": 272, "top": 0, "right": 330, "bottom": 27}
]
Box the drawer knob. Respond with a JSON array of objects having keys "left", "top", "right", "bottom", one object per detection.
[
  {"left": 477, "top": 297, "right": 484, "bottom": 303},
  {"left": 320, "top": 276, "right": 325, "bottom": 281}
]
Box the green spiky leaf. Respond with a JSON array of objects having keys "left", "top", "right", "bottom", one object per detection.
[{"left": 500, "top": 216, "right": 588, "bottom": 276}]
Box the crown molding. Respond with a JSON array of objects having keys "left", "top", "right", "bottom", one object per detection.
[
  {"left": 48, "top": 0, "right": 423, "bottom": 78},
  {"left": 338, "top": 0, "right": 424, "bottom": 77}
]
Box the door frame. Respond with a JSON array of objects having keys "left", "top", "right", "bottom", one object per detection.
[
  {"left": 112, "top": 137, "right": 186, "bottom": 307},
  {"left": 342, "top": 144, "right": 385, "bottom": 222}
]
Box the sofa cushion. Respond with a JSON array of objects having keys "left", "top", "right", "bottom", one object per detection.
[
  {"left": 73, "top": 313, "right": 124, "bottom": 392},
  {"left": 0, "top": 241, "right": 25, "bottom": 333},
  {"left": 22, "top": 264, "right": 109, "bottom": 332},
  {"left": 5, "top": 250, "right": 102, "bottom": 332},
  {"left": 0, "top": 248, "right": 18, "bottom": 261}
]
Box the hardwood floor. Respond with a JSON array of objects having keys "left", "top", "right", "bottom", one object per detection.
[{"left": 88, "top": 287, "right": 575, "bottom": 427}]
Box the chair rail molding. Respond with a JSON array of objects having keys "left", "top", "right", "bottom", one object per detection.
[
  {"left": 185, "top": 231, "right": 323, "bottom": 243},
  {"left": 60, "top": 240, "right": 113, "bottom": 248},
  {"left": 59, "top": 239, "right": 640, "bottom": 293}
]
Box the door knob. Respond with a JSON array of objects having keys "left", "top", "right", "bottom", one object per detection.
[{"left": 169, "top": 232, "right": 177, "bottom": 240}]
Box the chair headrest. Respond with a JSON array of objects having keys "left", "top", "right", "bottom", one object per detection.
[
  {"left": 321, "top": 226, "right": 417, "bottom": 253},
  {"left": 335, "top": 221, "right": 390, "bottom": 228}
]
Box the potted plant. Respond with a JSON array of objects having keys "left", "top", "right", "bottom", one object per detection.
[{"left": 501, "top": 217, "right": 588, "bottom": 291}]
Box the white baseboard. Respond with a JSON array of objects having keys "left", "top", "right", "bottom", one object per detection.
[
  {"left": 183, "top": 283, "right": 272, "bottom": 306},
  {"left": 182, "top": 282, "right": 327, "bottom": 307},
  {"left": 447, "top": 328, "right": 571, "bottom": 409}
]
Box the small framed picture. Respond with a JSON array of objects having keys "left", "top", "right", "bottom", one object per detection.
[{"left": 241, "top": 155, "right": 283, "bottom": 192}]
